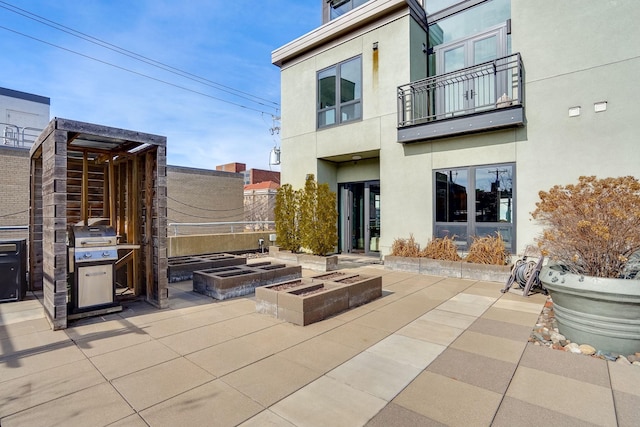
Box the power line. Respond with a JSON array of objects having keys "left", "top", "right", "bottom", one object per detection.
[
  {"left": 0, "top": 24, "right": 277, "bottom": 116},
  {"left": 167, "top": 195, "right": 244, "bottom": 213},
  {"left": 0, "top": 1, "right": 279, "bottom": 111},
  {"left": 0, "top": 209, "right": 27, "bottom": 218}
]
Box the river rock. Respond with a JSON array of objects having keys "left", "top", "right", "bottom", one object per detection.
[
  {"left": 565, "top": 343, "right": 582, "bottom": 354},
  {"left": 617, "top": 356, "right": 631, "bottom": 365},
  {"left": 579, "top": 344, "right": 596, "bottom": 355},
  {"left": 550, "top": 332, "right": 565, "bottom": 344},
  {"left": 627, "top": 354, "right": 640, "bottom": 363}
]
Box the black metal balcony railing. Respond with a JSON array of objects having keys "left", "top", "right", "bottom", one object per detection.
[{"left": 398, "top": 53, "right": 523, "bottom": 129}]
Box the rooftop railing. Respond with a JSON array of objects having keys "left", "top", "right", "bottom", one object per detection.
[
  {"left": 1, "top": 123, "right": 43, "bottom": 149},
  {"left": 168, "top": 221, "right": 275, "bottom": 236},
  {"left": 398, "top": 53, "right": 523, "bottom": 128}
]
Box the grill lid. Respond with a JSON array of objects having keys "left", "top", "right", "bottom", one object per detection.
[{"left": 70, "top": 225, "right": 117, "bottom": 248}]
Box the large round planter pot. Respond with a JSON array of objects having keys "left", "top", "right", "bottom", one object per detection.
[{"left": 540, "top": 265, "right": 640, "bottom": 355}]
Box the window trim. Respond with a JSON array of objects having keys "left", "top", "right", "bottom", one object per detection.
[
  {"left": 433, "top": 162, "right": 516, "bottom": 251},
  {"left": 326, "top": 0, "right": 370, "bottom": 22},
  {"left": 427, "top": 0, "right": 488, "bottom": 24},
  {"left": 317, "top": 56, "right": 363, "bottom": 129}
]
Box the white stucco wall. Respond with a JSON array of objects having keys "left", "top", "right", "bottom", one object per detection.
[
  {"left": 277, "top": 0, "right": 639, "bottom": 257},
  {"left": 279, "top": 12, "right": 416, "bottom": 190},
  {"left": 512, "top": 0, "right": 640, "bottom": 251}
]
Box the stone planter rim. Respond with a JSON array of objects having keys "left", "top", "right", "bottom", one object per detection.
[{"left": 541, "top": 264, "right": 640, "bottom": 302}]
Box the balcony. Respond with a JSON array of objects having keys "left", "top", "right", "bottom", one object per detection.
[{"left": 397, "top": 53, "right": 524, "bottom": 143}]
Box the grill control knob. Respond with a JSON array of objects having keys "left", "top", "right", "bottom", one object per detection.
[
  {"left": 83, "top": 252, "right": 92, "bottom": 259},
  {"left": 102, "top": 252, "right": 110, "bottom": 258}
]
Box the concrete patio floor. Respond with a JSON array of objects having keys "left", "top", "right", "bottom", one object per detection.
[{"left": 1, "top": 262, "right": 639, "bottom": 426}]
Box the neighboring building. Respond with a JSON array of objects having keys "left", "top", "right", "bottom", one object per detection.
[
  {"left": 167, "top": 165, "right": 245, "bottom": 233},
  {"left": 0, "top": 87, "right": 50, "bottom": 148},
  {"left": 0, "top": 87, "right": 50, "bottom": 239},
  {"left": 243, "top": 181, "right": 279, "bottom": 230},
  {"left": 272, "top": 0, "right": 639, "bottom": 255},
  {"left": 216, "top": 162, "right": 281, "bottom": 185},
  {"left": 216, "top": 162, "right": 247, "bottom": 173}
]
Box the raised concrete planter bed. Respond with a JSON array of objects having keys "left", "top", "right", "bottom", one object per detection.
[
  {"left": 332, "top": 274, "right": 382, "bottom": 308},
  {"left": 268, "top": 246, "right": 338, "bottom": 272},
  {"left": 256, "top": 272, "right": 383, "bottom": 326},
  {"left": 193, "top": 262, "right": 302, "bottom": 300},
  {"left": 168, "top": 257, "right": 214, "bottom": 283},
  {"left": 168, "top": 253, "right": 246, "bottom": 282},
  {"left": 277, "top": 282, "right": 349, "bottom": 326},
  {"left": 310, "top": 272, "right": 382, "bottom": 308},
  {"left": 385, "top": 256, "right": 511, "bottom": 283},
  {"left": 255, "top": 278, "right": 314, "bottom": 317}
]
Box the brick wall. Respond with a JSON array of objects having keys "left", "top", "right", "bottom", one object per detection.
[
  {"left": 215, "top": 162, "right": 246, "bottom": 173},
  {"left": 167, "top": 166, "right": 245, "bottom": 230},
  {"left": 250, "top": 169, "right": 280, "bottom": 184},
  {"left": 0, "top": 146, "right": 29, "bottom": 239}
]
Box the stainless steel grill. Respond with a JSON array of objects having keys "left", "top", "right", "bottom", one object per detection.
[
  {"left": 69, "top": 225, "right": 118, "bottom": 312},
  {"left": 71, "top": 226, "right": 118, "bottom": 264}
]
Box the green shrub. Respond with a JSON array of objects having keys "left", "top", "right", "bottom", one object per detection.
[
  {"left": 274, "top": 183, "right": 301, "bottom": 252},
  {"left": 275, "top": 175, "right": 338, "bottom": 256}
]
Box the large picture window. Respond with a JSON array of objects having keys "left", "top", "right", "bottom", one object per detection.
[
  {"left": 434, "top": 163, "right": 515, "bottom": 251},
  {"left": 317, "top": 57, "right": 362, "bottom": 128}
]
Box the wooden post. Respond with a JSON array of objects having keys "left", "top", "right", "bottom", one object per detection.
[
  {"left": 82, "top": 151, "right": 88, "bottom": 224},
  {"left": 118, "top": 162, "right": 126, "bottom": 237},
  {"left": 145, "top": 151, "right": 154, "bottom": 302},
  {"left": 130, "top": 157, "right": 140, "bottom": 295},
  {"left": 108, "top": 157, "right": 116, "bottom": 227}
]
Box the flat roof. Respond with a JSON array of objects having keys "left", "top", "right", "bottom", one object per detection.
[{"left": 0, "top": 87, "right": 50, "bottom": 105}]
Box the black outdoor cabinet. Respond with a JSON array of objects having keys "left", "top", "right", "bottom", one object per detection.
[{"left": 0, "top": 239, "right": 27, "bottom": 302}]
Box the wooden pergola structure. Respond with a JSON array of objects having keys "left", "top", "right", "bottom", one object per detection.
[{"left": 29, "top": 118, "right": 168, "bottom": 330}]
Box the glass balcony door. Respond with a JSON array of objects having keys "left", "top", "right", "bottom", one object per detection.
[{"left": 436, "top": 25, "right": 507, "bottom": 117}]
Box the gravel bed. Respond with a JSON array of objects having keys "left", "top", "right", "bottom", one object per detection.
[{"left": 529, "top": 295, "right": 640, "bottom": 366}]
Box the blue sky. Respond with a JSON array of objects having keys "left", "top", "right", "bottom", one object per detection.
[{"left": 0, "top": 0, "right": 320, "bottom": 170}]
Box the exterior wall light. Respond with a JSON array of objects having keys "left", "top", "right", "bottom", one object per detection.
[
  {"left": 568, "top": 106, "right": 581, "bottom": 117},
  {"left": 372, "top": 42, "right": 378, "bottom": 51},
  {"left": 594, "top": 101, "right": 607, "bottom": 112}
]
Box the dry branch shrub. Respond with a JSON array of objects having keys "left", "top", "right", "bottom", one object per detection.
[
  {"left": 465, "top": 233, "right": 510, "bottom": 265},
  {"left": 390, "top": 234, "right": 421, "bottom": 257},
  {"left": 532, "top": 176, "right": 640, "bottom": 278},
  {"left": 420, "top": 236, "right": 462, "bottom": 261}
]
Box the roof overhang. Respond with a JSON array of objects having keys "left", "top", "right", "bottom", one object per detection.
[{"left": 272, "top": 0, "right": 425, "bottom": 68}]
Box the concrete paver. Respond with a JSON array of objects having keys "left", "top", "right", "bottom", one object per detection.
[
  {"left": 326, "top": 350, "right": 422, "bottom": 401},
  {"left": 506, "top": 366, "right": 617, "bottom": 426},
  {"left": 450, "top": 330, "right": 526, "bottom": 363},
  {"left": 90, "top": 339, "right": 181, "bottom": 380},
  {"left": 139, "top": 379, "right": 264, "bottom": 427},
  {"left": 1, "top": 382, "right": 134, "bottom": 427},
  {"left": 393, "top": 370, "right": 503, "bottom": 427},
  {"left": 270, "top": 376, "right": 387, "bottom": 427},
  {"left": 222, "top": 354, "right": 321, "bottom": 407},
  {"left": 426, "top": 348, "right": 516, "bottom": 394},
  {"left": 0, "top": 264, "right": 633, "bottom": 426}
]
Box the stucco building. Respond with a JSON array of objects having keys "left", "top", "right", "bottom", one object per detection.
[{"left": 272, "top": 0, "right": 639, "bottom": 256}]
